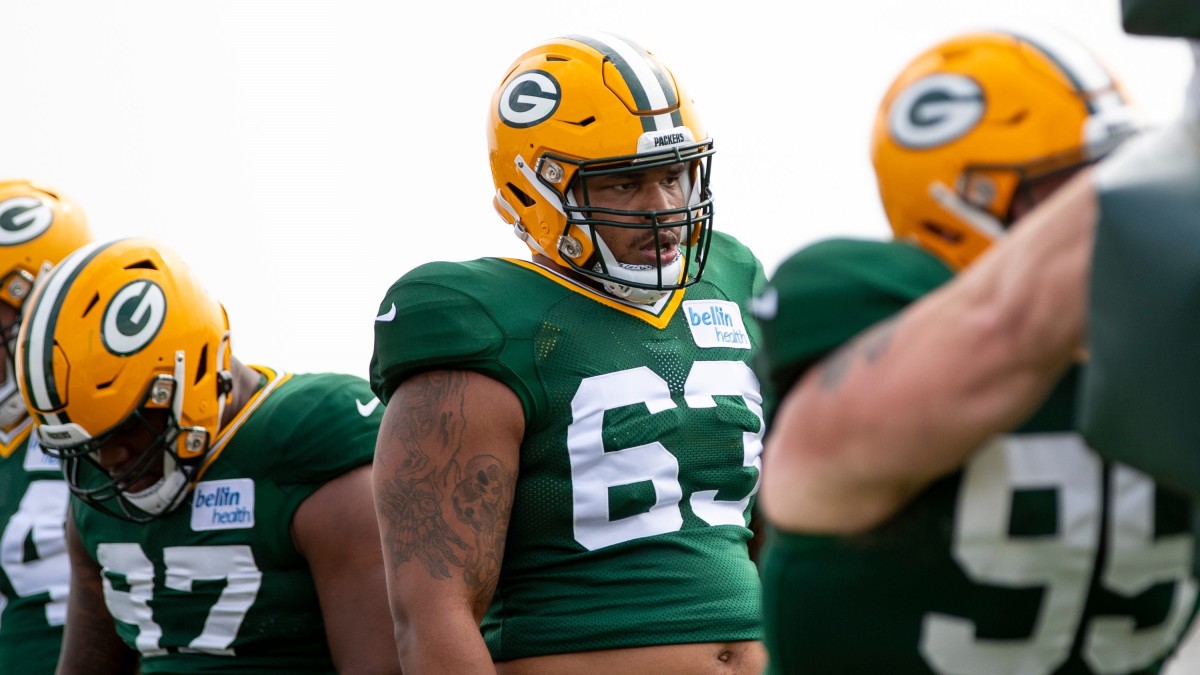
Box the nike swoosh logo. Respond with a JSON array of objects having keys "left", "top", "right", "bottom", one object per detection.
[
  {"left": 375, "top": 303, "right": 396, "bottom": 322},
  {"left": 750, "top": 287, "right": 778, "bottom": 320},
  {"left": 356, "top": 398, "right": 381, "bottom": 417}
]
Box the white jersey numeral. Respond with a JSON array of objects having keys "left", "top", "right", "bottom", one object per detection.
[
  {"left": 0, "top": 480, "right": 70, "bottom": 628},
  {"left": 567, "top": 361, "right": 763, "bottom": 551},
  {"left": 96, "top": 543, "right": 264, "bottom": 657},
  {"left": 97, "top": 543, "right": 167, "bottom": 656},
  {"left": 920, "top": 433, "right": 1196, "bottom": 674}
]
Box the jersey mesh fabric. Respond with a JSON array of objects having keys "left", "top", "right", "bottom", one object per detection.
[
  {"left": 757, "top": 239, "right": 1199, "bottom": 674},
  {"left": 372, "top": 231, "right": 766, "bottom": 659},
  {"left": 72, "top": 370, "right": 380, "bottom": 674}
]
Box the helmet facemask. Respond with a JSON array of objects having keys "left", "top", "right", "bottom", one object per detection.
[
  {"left": 540, "top": 138, "right": 715, "bottom": 304},
  {"left": 37, "top": 367, "right": 219, "bottom": 524},
  {"left": 0, "top": 293, "right": 29, "bottom": 429},
  {"left": 959, "top": 121, "right": 1139, "bottom": 228}
]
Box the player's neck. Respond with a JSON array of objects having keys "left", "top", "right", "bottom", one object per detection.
[{"left": 219, "top": 358, "right": 265, "bottom": 429}]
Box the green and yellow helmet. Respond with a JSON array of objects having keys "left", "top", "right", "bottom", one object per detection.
[{"left": 16, "top": 238, "right": 231, "bottom": 522}]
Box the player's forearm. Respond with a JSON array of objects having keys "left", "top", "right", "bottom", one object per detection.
[
  {"left": 869, "top": 171, "right": 1093, "bottom": 475},
  {"left": 393, "top": 604, "right": 498, "bottom": 674},
  {"left": 868, "top": 169, "right": 1094, "bottom": 478},
  {"left": 868, "top": 169, "right": 1094, "bottom": 464},
  {"left": 58, "top": 571, "right": 138, "bottom": 673},
  {"left": 962, "top": 168, "right": 1094, "bottom": 378},
  {"left": 57, "top": 519, "right": 139, "bottom": 675},
  {"left": 763, "top": 173, "right": 1096, "bottom": 534}
]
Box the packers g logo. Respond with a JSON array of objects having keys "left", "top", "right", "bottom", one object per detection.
[
  {"left": 498, "top": 70, "right": 561, "bottom": 128},
  {"left": 888, "top": 74, "right": 985, "bottom": 149},
  {"left": 0, "top": 197, "right": 53, "bottom": 246},
  {"left": 102, "top": 280, "right": 167, "bottom": 355}
]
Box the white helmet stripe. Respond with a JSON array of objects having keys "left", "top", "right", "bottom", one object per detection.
[
  {"left": 22, "top": 239, "right": 115, "bottom": 425},
  {"left": 1000, "top": 27, "right": 1118, "bottom": 112},
  {"left": 566, "top": 32, "right": 681, "bottom": 132}
]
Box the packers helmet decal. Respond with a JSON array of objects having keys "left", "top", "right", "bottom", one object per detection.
[
  {"left": 887, "top": 74, "right": 985, "bottom": 149},
  {"left": 0, "top": 197, "right": 55, "bottom": 245},
  {"left": 871, "top": 28, "right": 1137, "bottom": 270},
  {"left": 498, "top": 70, "right": 562, "bottom": 128},
  {"left": 101, "top": 280, "right": 168, "bottom": 356}
]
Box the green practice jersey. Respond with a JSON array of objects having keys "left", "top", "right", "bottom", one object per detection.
[
  {"left": 371, "top": 232, "right": 766, "bottom": 660},
  {"left": 756, "top": 238, "right": 1199, "bottom": 674},
  {"left": 71, "top": 368, "right": 381, "bottom": 674},
  {"left": 0, "top": 423, "right": 68, "bottom": 675}
]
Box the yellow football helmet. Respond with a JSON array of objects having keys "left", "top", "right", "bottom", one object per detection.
[
  {"left": 0, "top": 180, "right": 92, "bottom": 429},
  {"left": 17, "top": 238, "right": 232, "bottom": 522},
  {"left": 488, "top": 32, "right": 714, "bottom": 303},
  {"left": 871, "top": 29, "right": 1137, "bottom": 270}
]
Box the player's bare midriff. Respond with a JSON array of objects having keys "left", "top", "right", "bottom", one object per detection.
[{"left": 495, "top": 640, "right": 766, "bottom": 675}]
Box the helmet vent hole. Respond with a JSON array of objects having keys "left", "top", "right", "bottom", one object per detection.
[
  {"left": 921, "top": 221, "right": 964, "bottom": 244},
  {"left": 82, "top": 293, "right": 100, "bottom": 317},
  {"left": 546, "top": 56, "right": 568, "bottom": 62},
  {"left": 124, "top": 259, "right": 159, "bottom": 271},
  {"left": 96, "top": 378, "right": 115, "bottom": 390},
  {"left": 194, "top": 344, "right": 209, "bottom": 385},
  {"left": 506, "top": 183, "right": 536, "bottom": 207},
  {"left": 1004, "top": 110, "right": 1029, "bottom": 125},
  {"left": 570, "top": 116, "right": 596, "bottom": 127}
]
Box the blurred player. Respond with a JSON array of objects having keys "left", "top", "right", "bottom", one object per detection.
[
  {"left": 755, "top": 29, "right": 1199, "bottom": 674},
  {"left": 0, "top": 180, "right": 92, "bottom": 675}
]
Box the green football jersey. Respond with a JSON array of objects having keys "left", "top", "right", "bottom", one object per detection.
[
  {"left": 0, "top": 423, "right": 68, "bottom": 675},
  {"left": 371, "top": 231, "right": 766, "bottom": 660},
  {"left": 71, "top": 368, "right": 381, "bottom": 674},
  {"left": 757, "top": 239, "right": 1200, "bottom": 674}
]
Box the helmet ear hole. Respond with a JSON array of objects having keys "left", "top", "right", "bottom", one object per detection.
[
  {"left": 507, "top": 183, "right": 536, "bottom": 207},
  {"left": 194, "top": 344, "right": 209, "bottom": 385}
]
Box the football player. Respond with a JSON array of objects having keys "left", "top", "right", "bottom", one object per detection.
[
  {"left": 370, "top": 32, "right": 766, "bottom": 674},
  {"left": 15, "top": 239, "right": 401, "bottom": 674},
  {"left": 0, "top": 181, "right": 92, "bottom": 675},
  {"left": 754, "top": 29, "right": 1200, "bottom": 674}
]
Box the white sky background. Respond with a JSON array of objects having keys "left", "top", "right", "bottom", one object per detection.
[{"left": 3, "top": 0, "right": 1192, "bottom": 379}]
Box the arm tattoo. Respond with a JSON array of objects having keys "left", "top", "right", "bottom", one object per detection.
[
  {"left": 376, "top": 371, "right": 515, "bottom": 606},
  {"left": 452, "top": 455, "right": 516, "bottom": 606},
  {"left": 819, "top": 317, "right": 898, "bottom": 391}
]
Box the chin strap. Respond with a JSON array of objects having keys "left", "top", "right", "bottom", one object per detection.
[
  {"left": 929, "top": 180, "right": 1006, "bottom": 241},
  {"left": 122, "top": 453, "right": 192, "bottom": 516},
  {"left": 587, "top": 225, "right": 683, "bottom": 305},
  {"left": 600, "top": 279, "right": 671, "bottom": 304}
]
